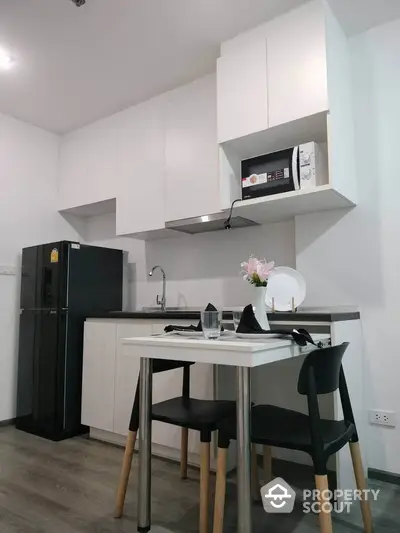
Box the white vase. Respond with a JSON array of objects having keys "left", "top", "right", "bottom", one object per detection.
[{"left": 251, "top": 285, "right": 270, "bottom": 331}]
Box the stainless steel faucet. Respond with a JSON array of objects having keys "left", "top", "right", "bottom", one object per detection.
[{"left": 149, "top": 266, "right": 166, "bottom": 311}]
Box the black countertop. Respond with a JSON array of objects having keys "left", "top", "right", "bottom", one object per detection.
[{"left": 87, "top": 307, "right": 360, "bottom": 323}]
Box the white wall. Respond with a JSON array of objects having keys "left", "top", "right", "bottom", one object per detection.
[
  {"left": 84, "top": 213, "right": 295, "bottom": 310},
  {"left": 0, "top": 113, "right": 79, "bottom": 420},
  {"left": 296, "top": 17, "right": 400, "bottom": 474}
]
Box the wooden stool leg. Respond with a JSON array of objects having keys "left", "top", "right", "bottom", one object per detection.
[
  {"left": 180, "top": 428, "right": 189, "bottom": 479},
  {"left": 350, "top": 442, "right": 374, "bottom": 533},
  {"left": 213, "top": 448, "right": 227, "bottom": 533},
  {"left": 315, "top": 474, "right": 333, "bottom": 533},
  {"left": 251, "top": 444, "right": 261, "bottom": 501},
  {"left": 200, "top": 441, "right": 211, "bottom": 533},
  {"left": 114, "top": 430, "right": 137, "bottom": 518},
  {"left": 263, "top": 445, "right": 272, "bottom": 483}
]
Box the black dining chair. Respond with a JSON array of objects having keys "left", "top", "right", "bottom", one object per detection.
[
  {"left": 114, "top": 359, "right": 236, "bottom": 533},
  {"left": 212, "top": 343, "right": 373, "bottom": 533}
]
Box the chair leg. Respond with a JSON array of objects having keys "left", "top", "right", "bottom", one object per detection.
[
  {"left": 114, "top": 430, "right": 137, "bottom": 518},
  {"left": 180, "top": 428, "right": 189, "bottom": 479},
  {"left": 200, "top": 441, "right": 211, "bottom": 533},
  {"left": 315, "top": 474, "right": 333, "bottom": 533},
  {"left": 213, "top": 447, "right": 227, "bottom": 533},
  {"left": 251, "top": 444, "right": 261, "bottom": 501},
  {"left": 350, "top": 442, "right": 374, "bottom": 533},
  {"left": 263, "top": 445, "right": 272, "bottom": 484}
]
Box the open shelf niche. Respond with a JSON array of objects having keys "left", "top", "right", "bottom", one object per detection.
[{"left": 219, "top": 111, "right": 356, "bottom": 225}]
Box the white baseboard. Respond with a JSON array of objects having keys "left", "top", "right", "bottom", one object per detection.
[
  {"left": 89, "top": 427, "right": 220, "bottom": 471},
  {"left": 88, "top": 428, "right": 332, "bottom": 477},
  {"left": 90, "top": 428, "right": 127, "bottom": 446}
]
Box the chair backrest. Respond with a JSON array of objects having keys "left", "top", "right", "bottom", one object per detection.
[
  {"left": 151, "top": 360, "right": 194, "bottom": 397},
  {"left": 153, "top": 360, "right": 194, "bottom": 375},
  {"left": 297, "top": 343, "right": 349, "bottom": 396},
  {"left": 296, "top": 343, "right": 355, "bottom": 472},
  {"left": 130, "top": 360, "right": 195, "bottom": 431}
]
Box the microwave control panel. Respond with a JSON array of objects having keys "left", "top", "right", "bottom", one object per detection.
[
  {"left": 299, "top": 142, "right": 316, "bottom": 188},
  {"left": 242, "top": 167, "right": 290, "bottom": 188}
]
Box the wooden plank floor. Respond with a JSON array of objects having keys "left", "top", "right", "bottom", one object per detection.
[{"left": 0, "top": 427, "right": 399, "bottom": 532}]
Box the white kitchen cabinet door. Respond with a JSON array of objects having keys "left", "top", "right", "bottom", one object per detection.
[
  {"left": 266, "top": 0, "right": 328, "bottom": 128},
  {"left": 81, "top": 321, "right": 117, "bottom": 432},
  {"left": 164, "top": 74, "right": 220, "bottom": 222},
  {"left": 217, "top": 39, "right": 268, "bottom": 143},
  {"left": 58, "top": 129, "right": 88, "bottom": 210},
  {"left": 116, "top": 97, "right": 166, "bottom": 235},
  {"left": 113, "top": 322, "right": 153, "bottom": 436},
  {"left": 151, "top": 321, "right": 214, "bottom": 454},
  {"left": 58, "top": 116, "right": 118, "bottom": 210}
]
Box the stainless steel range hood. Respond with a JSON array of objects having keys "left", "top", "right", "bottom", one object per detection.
[{"left": 165, "top": 212, "right": 259, "bottom": 234}]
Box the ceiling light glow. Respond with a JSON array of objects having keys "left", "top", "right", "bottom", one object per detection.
[
  {"left": 201, "top": 216, "right": 209, "bottom": 223},
  {"left": 0, "top": 48, "right": 14, "bottom": 70}
]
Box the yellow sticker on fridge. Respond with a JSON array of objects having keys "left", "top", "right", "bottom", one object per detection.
[{"left": 50, "top": 248, "right": 59, "bottom": 263}]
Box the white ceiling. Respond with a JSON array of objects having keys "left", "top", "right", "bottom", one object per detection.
[
  {"left": 1, "top": 0, "right": 400, "bottom": 134},
  {"left": 0, "top": 0, "right": 306, "bottom": 133}
]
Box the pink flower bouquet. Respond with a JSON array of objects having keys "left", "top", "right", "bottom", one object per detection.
[{"left": 240, "top": 256, "right": 275, "bottom": 287}]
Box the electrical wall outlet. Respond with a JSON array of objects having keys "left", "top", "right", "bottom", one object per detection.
[
  {"left": 369, "top": 410, "right": 396, "bottom": 427},
  {"left": 0, "top": 265, "right": 17, "bottom": 276}
]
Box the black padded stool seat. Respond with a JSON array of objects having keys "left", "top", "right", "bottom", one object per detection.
[
  {"left": 218, "top": 404, "right": 355, "bottom": 457},
  {"left": 152, "top": 398, "right": 236, "bottom": 442}
]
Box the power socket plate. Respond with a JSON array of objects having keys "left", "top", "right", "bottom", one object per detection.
[
  {"left": 0, "top": 265, "right": 17, "bottom": 276},
  {"left": 368, "top": 410, "right": 396, "bottom": 427}
]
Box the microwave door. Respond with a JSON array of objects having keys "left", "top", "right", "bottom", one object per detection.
[
  {"left": 292, "top": 146, "right": 300, "bottom": 190},
  {"left": 241, "top": 147, "right": 298, "bottom": 200}
]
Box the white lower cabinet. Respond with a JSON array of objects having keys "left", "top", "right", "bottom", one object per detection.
[
  {"left": 113, "top": 322, "right": 152, "bottom": 436},
  {"left": 82, "top": 319, "right": 214, "bottom": 463},
  {"left": 81, "top": 321, "right": 117, "bottom": 432}
]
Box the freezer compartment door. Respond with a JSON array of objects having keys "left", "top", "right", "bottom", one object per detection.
[{"left": 20, "top": 242, "right": 69, "bottom": 311}]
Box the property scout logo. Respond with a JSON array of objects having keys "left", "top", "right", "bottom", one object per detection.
[
  {"left": 261, "top": 478, "right": 296, "bottom": 514},
  {"left": 260, "top": 478, "right": 380, "bottom": 514}
]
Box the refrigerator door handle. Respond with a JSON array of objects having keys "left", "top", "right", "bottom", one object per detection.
[
  {"left": 21, "top": 308, "right": 52, "bottom": 311},
  {"left": 63, "top": 312, "right": 69, "bottom": 430}
]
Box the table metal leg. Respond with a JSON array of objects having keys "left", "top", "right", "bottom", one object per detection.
[
  {"left": 137, "top": 357, "right": 153, "bottom": 533},
  {"left": 236, "top": 366, "right": 253, "bottom": 533}
]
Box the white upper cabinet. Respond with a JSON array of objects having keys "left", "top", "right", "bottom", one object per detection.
[
  {"left": 115, "top": 96, "right": 166, "bottom": 236},
  {"left": 266, "top": 0, "right": 328, "bottom": 128},
  {"left": 164, "top": 74, "right": 220, "bottom": 222},
  {"left": 217, "top": 0, "right": 329, "bottom": 143},
  {"left": 58, "top": 115, "right": 118, "bottom": 211},
  {"left": 217, "top": 38, "right": 268, "bottom": 143}
]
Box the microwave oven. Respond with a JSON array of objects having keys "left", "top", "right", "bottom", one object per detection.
[{"left": 241, "top": 142, "right": 327, "bottom": 201}]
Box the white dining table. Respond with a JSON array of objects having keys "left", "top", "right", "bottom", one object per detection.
[{"left": 121, "top": 333, "right": 330, "bottom": 533}]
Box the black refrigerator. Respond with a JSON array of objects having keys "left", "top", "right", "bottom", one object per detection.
[{"left": 16, "top": 241, "right": 123, "bottom": 441}]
